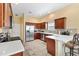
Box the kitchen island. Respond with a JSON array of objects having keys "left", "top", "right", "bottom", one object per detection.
[
  {"left": 0, "top": 40, "right": 24, "bottom": 56},
  {"left": 46, "top": 34, "right": 73, "bottom": 56}
]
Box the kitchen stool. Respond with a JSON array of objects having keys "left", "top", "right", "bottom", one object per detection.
[{"left": 64, "top": 33, "right": 79, "bottom": 56}]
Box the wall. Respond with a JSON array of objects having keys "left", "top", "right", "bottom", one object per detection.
[
  {"left": 52, "top": 4, "right": 79, "bottom": 32},
  {"left": 20, "top": 16, "right": 24, "bottom": 41},
  {"left": 10, "top": 16, "right": 20, "bottom": 37},
  {"left": 11, "top": 15, "right": 24, "bottom": 41}
]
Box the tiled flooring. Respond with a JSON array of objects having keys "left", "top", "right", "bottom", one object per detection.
[{"left": 23, "top": 39, "right": 51, "bottom": 56}]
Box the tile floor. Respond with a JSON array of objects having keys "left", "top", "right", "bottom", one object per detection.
[{"left": 23, "top": 39, "right": 51, "bottom": 56}]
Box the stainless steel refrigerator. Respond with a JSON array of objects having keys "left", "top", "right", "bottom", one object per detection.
[{"left": 25, "top": 25, "right": 35, "bottom": 42}]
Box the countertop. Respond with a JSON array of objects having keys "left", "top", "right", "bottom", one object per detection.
[
  {"left": 35, "top": 31, "right": 53, "bottom": 35},
  {"left": 46, "top": 34, "right": 73, "bottom": 43},
  {"left": 0, "top": 40, "right": 24, "bottom": 56}
]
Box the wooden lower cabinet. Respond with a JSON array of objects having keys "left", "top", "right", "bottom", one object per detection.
[
  {"left": 34, "top": 33, "right": 41, "bottom": 39},
  {"left": 11, "top": 52, "right": 23, "bottom": 56},
  {"left": 46, "top": 37, "right": 55, "bottom": 56},
  {"left": 44, "top": 34, "right": 51, "bottom": 42}
]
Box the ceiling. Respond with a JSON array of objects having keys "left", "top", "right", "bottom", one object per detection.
[{"left": 12, "top": 3, "right": 71, "bottom": 17}]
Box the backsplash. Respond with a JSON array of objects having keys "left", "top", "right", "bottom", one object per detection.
[
  {"left": 0, "top": 28, "right": 2, "bottom": 33},
  {"left": 1, "top": 24, "right": 20, "bottom": 37},
  {"left": 60, "top": 28, "right": 77, "bottom": 35}
]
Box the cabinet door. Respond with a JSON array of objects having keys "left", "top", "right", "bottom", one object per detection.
[
  {"left": 44, "top": 34, "right": 50, "bottom": 42},
  {"left": 35, "top": 23, "right": 41, "bottom": 29},
  {"left": 4, "top": 4, "right": 10, "bottom": 27},
  {"left": 34, "top": 33, "right": 41, "bottom": 39},
  {"left": 41, "top": 22, "right": 45, "bottom": 29},
  {"left": 0, "top": 3, "right": 3, "bottom": 27},
  {"left": 35, "top": 22, "right": 45, "bottom": 29},
  {"left": 55, "top": 17, "right": 66, "bottom": 29},
  {"left": 46, "top": 37, "right": 55, "bottom": 56}
]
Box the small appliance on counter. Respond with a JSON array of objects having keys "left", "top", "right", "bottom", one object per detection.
[
  {"left": 60, "top": 28, "right": 77, "bottom": 35},
  {"left": 61, "top": 30, "right": 70, "bottom": 35}
]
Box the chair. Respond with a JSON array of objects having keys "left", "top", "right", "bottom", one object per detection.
[{"left": 64, "top": 33, "right": 79, "bottom": 56}]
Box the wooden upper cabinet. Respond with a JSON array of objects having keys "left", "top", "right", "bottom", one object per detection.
[
  {"left": 0, "top": 3, "right": 12, "bottom": 28},
  {"left": 35, "top": 22, "right": 45, "bottom": 29},
  {"left": 41, "top": 22, "right": 45, "bottom": 29},
  {"left": 4, "top": 4, "right": 9, "bottom": 27},
  {"left": 3, "top": 3, "right": 12, "bottom": 28},
  {"left": 0, "top": 3, "right": 3, "bottom": 27},
  {"left": 26, "top": 22, "right": 45, "bottom": 29},
  {"left": 55, "top": 17, "right": 66, "bottom": 29}
]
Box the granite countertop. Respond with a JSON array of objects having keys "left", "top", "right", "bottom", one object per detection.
[
  {"left": 0, "top": 40, "right": 24, "bottom": 56},
  {"left": 46, "top": 34, "right": 73, "bottom": 43}
]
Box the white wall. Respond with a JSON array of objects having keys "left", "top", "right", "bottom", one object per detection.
[{"left": 11, "top": 23, "right": 20, "bottom": 37}]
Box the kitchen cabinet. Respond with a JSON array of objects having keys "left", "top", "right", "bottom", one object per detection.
[
  {"left": 41, "top": 22, "right": 45, "bottom": 29},
  {"left": 35, "top": 22, "right": 45, "bottom": 29},
  {"left": 44, "top": 34, "right": 50, "bottom": 42},
  {"left": 34, "top": 22, "right": 45, "bottom": 40},
  {"left": 3, "top": 3, "right": 12, "bottom": 28},
  {"left": 25, "top": 22, "right": 45, "bottom": 29},
  {"left": 0, "top": 3, "right": 3, "bottom": 27},
  {"left": 35, "top": 23, "right": 41, "bottom": 29},
  {"left": 55, "top": 17, "right": 66, "bottom": 29},
  {"left": 0, "top": 3, "right": 12, "bottom": 28},
  {"left": 34, "top": 33, "right": 41, "bottom": 39},
  {"left": 45, "top": 37, "right": 55, "bottom": 56}
]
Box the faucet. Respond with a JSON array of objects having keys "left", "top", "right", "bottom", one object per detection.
[{"left": 5, "top": 32, "right": 10, "bottom": 41}]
